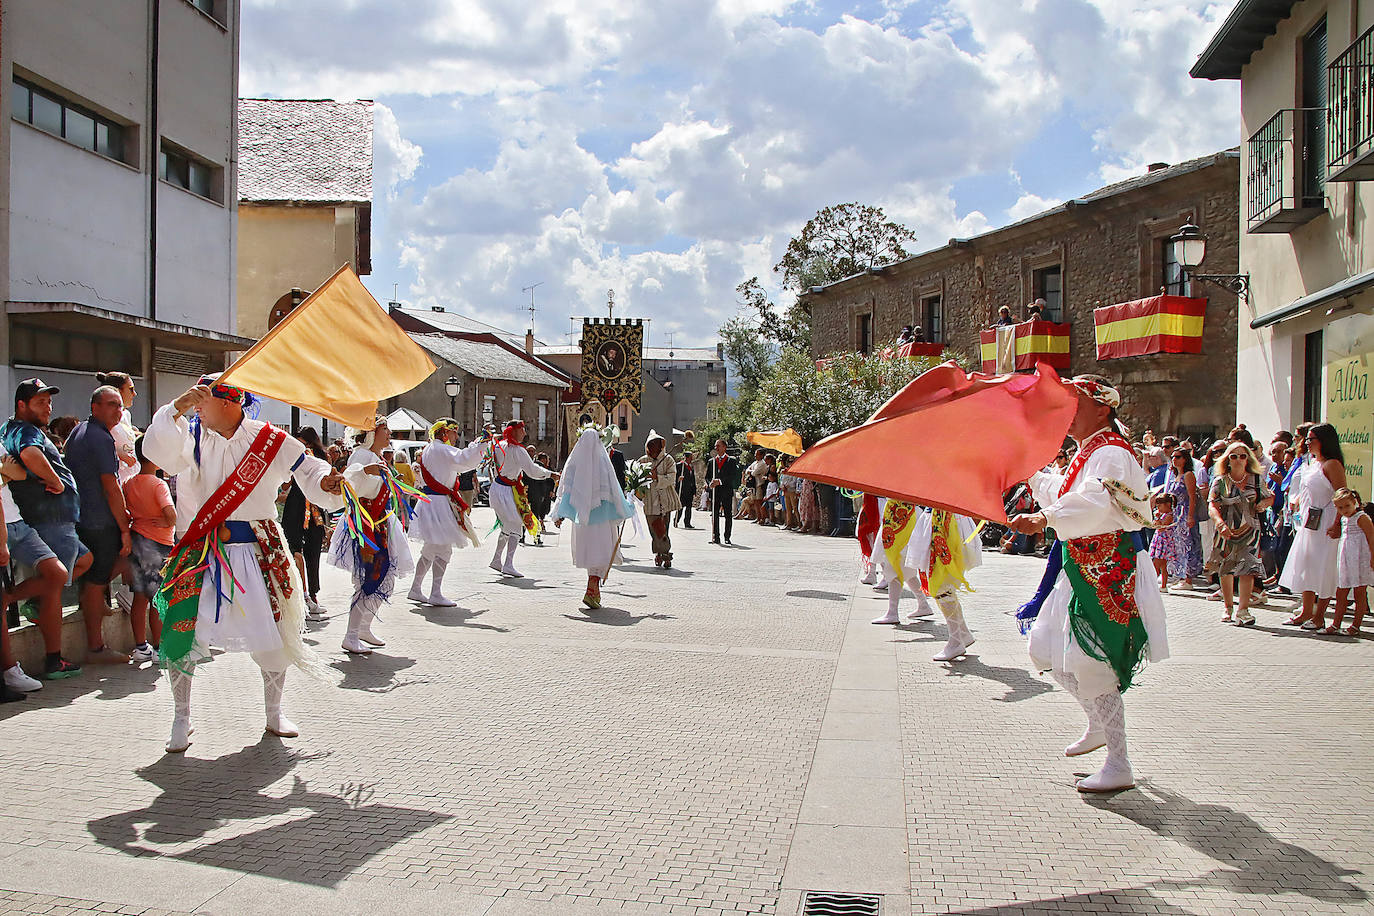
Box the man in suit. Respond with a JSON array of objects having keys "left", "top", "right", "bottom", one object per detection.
[
  {"left": 705, "top": 438, "right": 741, "bottom": 545},
  {"left": 675, "top": 450, "right": 698, "bottom": 528}
]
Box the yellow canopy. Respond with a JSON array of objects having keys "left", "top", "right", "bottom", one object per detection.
[
  {"left": 219, "top": 264, "right": 435, "bottom": 429},
  {"left": 746, "top": 428, "right": 804, "bottom": 456}
]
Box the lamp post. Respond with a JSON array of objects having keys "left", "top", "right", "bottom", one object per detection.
[
  {"left": 1169, "top": 223, "right": 1250, "bottom": 302},
  {"left": 444, "top": 376, "right": 461, "bottom": 432}
]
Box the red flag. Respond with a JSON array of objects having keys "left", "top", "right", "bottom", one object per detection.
[
  {"left": 855, "top": 493, "right": 880, "bottom": 558},
  {"left": 788, "top": 362, "right": 1077, "bottom": 522}
]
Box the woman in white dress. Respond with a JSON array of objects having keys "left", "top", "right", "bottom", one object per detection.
[
  {"left": 1280, "top": 423, "right": 1345, "bottom": 630},
  {"left": 551, "top": 426, "right": 635, "bottom": 609}
]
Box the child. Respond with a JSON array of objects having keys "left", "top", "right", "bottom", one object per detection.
[
  {"left": 762, "top": 472, "right": 780, "bottom": 526},
  {"left": 1149, "top": 492, "right": 1178, "bottom": 591},
  {"left": 1326, "top": 487, "right": 1374, "bottom": 636},
  {"left": 121, "top": 436, "right": 176, "bottom": 664}
]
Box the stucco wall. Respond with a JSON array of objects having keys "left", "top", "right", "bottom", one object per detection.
[{"left": 236, "top": 205, "right": 351, "bottom": 338}]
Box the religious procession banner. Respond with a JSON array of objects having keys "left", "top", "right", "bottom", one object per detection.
[
  {"left": 580, "top": 318, "right": 644, "bottom": 412},
  {"left": 1092, "top": 295, "right": 1207, "bottom": 360}
]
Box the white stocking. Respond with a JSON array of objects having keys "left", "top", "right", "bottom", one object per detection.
[
  {"left": 409, "top": 555, "right": 432, "bottom": 597},
  {"left": 166, "top": 667, "right": 193, "bottom": 752},
  {"left": 932, "top": 593, "right": 974, "bottom": 660},
  {"left": 1092, "top": 691, "right": 1130, "bottom": 775},
  {"left": 431, "top": 553, "right": 451, "bottom": 590},
  {"left": 490, "top": 537, "right": 506, "bottom": 570},
  {"left": 1053, "top": 670, "right": 1104, "bottom": 756},
  {"left": 254, "top": 649, "right": 297, "bottom": 737},
  {"left": 504, "top": 534, "right": 518, "bottom": 565}
]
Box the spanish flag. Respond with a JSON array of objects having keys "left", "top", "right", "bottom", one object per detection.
[
  {"left": 219, "top": 264, "right": 436, "bottom": 429},
  {"left": 1093, "top": 295, "right": 1206, "bottom": 360},
  {"left": 979, "top": 320, "right": 1071, "bottom": 374}
]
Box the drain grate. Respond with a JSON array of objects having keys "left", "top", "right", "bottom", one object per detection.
[{"left": 802, "top": 890, "right": 882, "bottom": 915}]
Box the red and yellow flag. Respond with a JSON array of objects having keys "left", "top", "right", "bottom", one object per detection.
[
  {"left": 219, "top": 264, "right": 435, "bottom": 429},
  {"left": 979, "top": 320, "right": 1071, "bottom": 374},
  {"left": 1093, "top": 295, "right": 1206, "bottom": 360}
]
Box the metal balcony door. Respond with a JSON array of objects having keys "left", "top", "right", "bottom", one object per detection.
[{"left": 1303, "top": 19, "right": 1329, "bottom": 202}]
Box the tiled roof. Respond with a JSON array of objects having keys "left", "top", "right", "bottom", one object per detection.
[
  {"left": 410, "top": 334, "right": 569, "bottom": 388},
  {"left": 238, "top": 99, "right": 373, "bottom": 203}
]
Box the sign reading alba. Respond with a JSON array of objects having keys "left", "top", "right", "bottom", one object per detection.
[{"left": 581, "top": 317, "right": 644, "bottom": 412}]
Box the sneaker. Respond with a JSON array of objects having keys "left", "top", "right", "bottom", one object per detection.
[
  {"left": 130, "top": 644, "right": 158, "bottom": 665},
  {"left": 3, "top": 663, "right": 42, "bottom": 692},
  {"left": 43, "top": 658, "right": 82, "bottom": 680}
]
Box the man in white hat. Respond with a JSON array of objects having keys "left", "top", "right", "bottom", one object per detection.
[
  {"left": 642, "top": 430, "right": 681, "bottom": 568},
  {"left": 407, "top": 418, "right": 487, "bottom": 606}
]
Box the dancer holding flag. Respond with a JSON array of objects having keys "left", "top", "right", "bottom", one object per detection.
[
  {"left": 407, "top": 418, "right": 486, "bottom": 606},
  {"left": 1008, "top": 374, "right": 1167, "bottom": 793},
  {"left": 486, "top": 420, "right": 552, "bottom": 578},
  {"left": 552, "top": 425, "right": 636, "bottom": 608},
  {"left": 145, "top": 376, "right": 345, "bottom": 754},
  {"left": 329, "top": 417, "right": 426, "bottom": 655}
]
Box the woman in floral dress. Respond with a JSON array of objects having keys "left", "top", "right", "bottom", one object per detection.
[
  {"left": 1206, "top": 442, "right": 1273, "bottom": 625},
  {"left": 1160, "top": 449, "right": 1204, "bottom": 583}
]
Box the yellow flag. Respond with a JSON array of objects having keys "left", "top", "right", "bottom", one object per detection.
[{"left": 219, "top": 264, "right": 435, "bottom": 429}]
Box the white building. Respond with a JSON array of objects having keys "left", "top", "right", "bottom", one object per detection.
[{"left": 0, "top": 0, "right": 250, "bottom": 425}]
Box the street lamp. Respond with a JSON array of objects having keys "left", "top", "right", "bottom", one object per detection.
[
  {"left": 444, "top": 376, "right": 461, "bottom": 428},
  {"left": 1169, "top": 223, "right": 1250, "bottom": 302}
]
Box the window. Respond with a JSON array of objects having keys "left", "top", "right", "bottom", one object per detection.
[
  {"left": 511, "top": 397, "right": 522, "bottom": 421},
  {"left": 1161, "top": 239, "right": 1190, "bottom": 296},
  {"left": 617, "top": 403, "right": 631, "bottom": 432},
  {"left": 921, "top": 294, "right": 944, "bottom": 343},
  {"left": 857, "top": 313, "right": 873, "bottom": 354},
  {"left": 9, "top": 324, "right": 138, "bottom": 373},
  {"left": 159, "top": 142, "right": 220, "bottom": 201},
  {"left": 11, "top": 76, "right": 126, "bottom": 163},
  {"left": 1033, "top": 266, "right": 1063, "bottom": 322},
  {"left": 1304, "top": 330, "right": 1325, "bottom": 422},
  {"left": 707, "top": 381, "right": 720, "bottom": 396},
  {"left": 537, "top": 400, "right": 548, "bottom": 440}
]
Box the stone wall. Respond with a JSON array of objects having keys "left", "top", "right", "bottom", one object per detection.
[{"left": 807, "top": 153, "right": 1241, "bottom": 439}]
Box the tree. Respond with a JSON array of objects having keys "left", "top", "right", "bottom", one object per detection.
[
  {"left": 718, "top": 314, "right": 774, "bottom": 401},
  {"left": 737, "top": 277, "right": 810, "bottom": 354},
  {"left": 775, "top": 202, "right": 917, "bottom": 291}
]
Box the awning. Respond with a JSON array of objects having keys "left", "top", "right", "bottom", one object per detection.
[
  {"left": 1249, "top": 269, "right": 1374, "bottom": 329},
  {"left": 385, "top": 407, "right": 431, "bottom": 434},
  {"left": 7, "top": 301, "right": 254, "bottom": 352},
  {"left": 747, "top": 428, "right": 804, "bottom": 456}
]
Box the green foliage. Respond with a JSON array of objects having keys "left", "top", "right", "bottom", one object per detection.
[
  {"left": 775, "top": 202, "right": 917, "bottom": 291},
  {"left": 718, "top": 314, "right": 775, "bottom": 401},
  {"left": 737, "top": 277, "right": 812, "bottom": 354}
]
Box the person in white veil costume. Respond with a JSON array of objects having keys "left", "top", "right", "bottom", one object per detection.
[{"left": 552, "top": 426, "right": 636, "bottom": 609}]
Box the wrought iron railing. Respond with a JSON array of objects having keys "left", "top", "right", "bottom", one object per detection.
[
  {"left": 1247, "top": 107, "right": 1327, "bottom": 230},
  {"left": 1329, "top": 25, "right": 1374, "bottom": 178}
]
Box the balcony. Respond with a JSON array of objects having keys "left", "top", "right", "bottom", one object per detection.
[
  {"left": 1329, "top": 25, "right": 1374, "bottom": 182},
  {"left": 979, "top": 319, "right": 1071, "bottom": 375},
  {"left": 1247, "top": 107, "right": 1327, "bottom": 233}
]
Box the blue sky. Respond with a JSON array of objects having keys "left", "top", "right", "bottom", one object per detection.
[{"left": 240, "top": 0, "right": 1239, "bottom": 348}]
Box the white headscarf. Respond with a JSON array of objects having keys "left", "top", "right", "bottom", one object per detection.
[{"left": 554, "top": 427, "right": 624, "bottom": 525}]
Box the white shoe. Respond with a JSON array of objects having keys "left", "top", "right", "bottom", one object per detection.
[
  {"left": 266, "top": 712, "right": 300, "bottom": 738},
  {"left": 166, "top": 717, "right": 191, "bottom": 753},
  {"left": 870, "top": 612, "right": 901, "bottom": 625},
  {"left": 860, "top": 568, "right": 877, "bottom": 585},
  {"left": 4, "top": 663, "right": 42, "bottom": 692},
  {"left": 1065, "top": 730, "right": 1106, "bottom": 757},
  {"left": 307, "top": 598, "right": 327, "bottom": 620},
  {"left": 933, "top": 635, "right": 974, "bottom": 661},
  {"left": 909, "top": 601, "right": 936, "bottom": 618},
  {"left": 407, "top": 585, "right": 428, "bottom": 604},
  {"left": 1076, "top": 762, "right": 1135, "bottom": 793},
  {"left": 130, "top": 644, "right": 157, "bottom": 665},
  {"left": 873, "top": 581, "right": 889, "bottom": 592},
  {"left": 427, "top": 591, "right": 457, "bottom": 607},
  {"left": 501, "top": 564, "right": 523, "bottom": 578},
  {"left": 341, "top": 635, "right": 373, "bottom": 655},
  {"left": 358, "top": 627, "right": 386, "bottom": 647}
]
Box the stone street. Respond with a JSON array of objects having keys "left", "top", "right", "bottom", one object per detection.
[{"left": 1, "top": 510, "right": 1370, "bottom": 915}]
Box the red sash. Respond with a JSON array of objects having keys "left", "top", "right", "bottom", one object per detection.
[
  {"left": 1059, "top": 429, "right": 1132, "bottom": 498},
  {"left": 419, "top": 459, "right": 470, "bottom": 513},
  {"left": 173, "top": 424, "right": 287, "bottom": 552}
]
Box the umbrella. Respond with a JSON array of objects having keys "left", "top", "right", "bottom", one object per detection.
[
  {"left": 787, "top": 362, "right": 1077, "bottom": 522},
  {"left": 746, "top": 428, "right": 804, "bottom": 457}
]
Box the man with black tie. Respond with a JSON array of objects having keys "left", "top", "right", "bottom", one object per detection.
[{"left": 705, "top": 438, "right": 741, "bottom": 545}]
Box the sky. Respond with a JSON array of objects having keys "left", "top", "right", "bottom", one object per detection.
[{"left": 239, "top": 0, "right": 1240, "bottom": 350}]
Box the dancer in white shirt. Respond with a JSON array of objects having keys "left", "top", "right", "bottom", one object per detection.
[
  {"left": 407, "top": 419, "right": 485, "bottom": 606},
  {"left": 486, "top": 421, "right": 552, "bottom": 578}
]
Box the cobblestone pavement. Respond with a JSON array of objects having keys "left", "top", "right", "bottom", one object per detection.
[{"left": 1, "top": 510, "right": 1371, "bottom": 915}]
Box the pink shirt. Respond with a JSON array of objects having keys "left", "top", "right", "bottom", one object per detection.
[{"left": 122, "top": 474, "right": 175, "bottom": 545}]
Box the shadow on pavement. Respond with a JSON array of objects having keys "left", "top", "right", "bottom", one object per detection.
[
  {"left": 87, "top": 737, "right": 450, "bottom": 887},
  {"left": 949, "top": 887, "right": 1198, "bottom": 914},
  {"left": 785, "top": 589, "right": 847, "bottom": 602},
  {"left": 0, "top": 662, "right": 163, "bottom": 720},
  {"left": 563, "top": 608, "right": 676, "bottom": 626},
  {"left": 615, "top": 565, "right": 695, "bottom": 577},
  {"left": 410, "top": 604, "right": 509, "bottom": 633},
  {"left": 492, "top": 578, "right": 560, "bottom": 590},
  {"left": 329, "top": 653, "right": 424, "bottom": 693},
  {"left": 939, "top": 656, "right": 1054, "bottom": 703},
  {"left": 1085, "top": 781, "right": 1369, "bottom": 904}
]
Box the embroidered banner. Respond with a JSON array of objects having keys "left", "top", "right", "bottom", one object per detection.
[{"left": 580, "top": 318, "right": 644, "bottom": 413}]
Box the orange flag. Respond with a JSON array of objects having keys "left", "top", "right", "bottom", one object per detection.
[
  {"left": 788, "top": 362, "right": 1077, "bottom": 522},
  {"left": 219, "top": 264, "right": 435, "bottom": 429}
]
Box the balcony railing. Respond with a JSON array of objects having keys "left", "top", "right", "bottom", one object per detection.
[
  {"left": 1329, "top": 25, "right": 1374, "bottom": 181},
  {"left": 1247, "top": 107, "right": 1327, "bottom": 233}
]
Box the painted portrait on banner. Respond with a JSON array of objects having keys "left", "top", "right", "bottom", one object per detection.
[{"left": 580, "top": 318, "right": 644, "bottom": 413}]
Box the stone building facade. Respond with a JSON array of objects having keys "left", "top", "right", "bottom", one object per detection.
[{"left": 806, "top": 151, "right": 1242, "bottom": 439}]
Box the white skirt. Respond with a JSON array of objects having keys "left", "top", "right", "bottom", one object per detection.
[
  {"left": 491, "top": 482, "right": 523, "bottom": 536},
  {"left": 570, "top": 521, "right": 620, "bottom": 572},
  {"left": 327, "top": 516, "right": 415, "bottom": 582},
  {"left": 409, "top": 493, "right": 479, "bottom": 548},
  {"left": 1028, "top": 549, "right": 1169, "bottom": 699},
  {"left": 1280, "top": 508, "right": 1340, "bottom": 598},
  {"left": 194, "top": 542, "right": 283, "bottom": 655}
]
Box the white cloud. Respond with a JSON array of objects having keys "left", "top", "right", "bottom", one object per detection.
[
  {"left": 372, "top": 103, "right": 422, "bottom": 198},
  {"left": 1006, "top": 192, "right": 1061, "bottom": 222}
]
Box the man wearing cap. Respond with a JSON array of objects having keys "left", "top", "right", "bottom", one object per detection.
[
  {"left": 145, "top": 376, "right": 345, "bottom": 753},
  {"left": 1, "top": 378, "right": 96, "bottom": 678},
  {"left": 486, "top": 420, "right": 552, "bottom": 578},
  {"left": 642, "top": 431, "right": 680, "bottom": 568},
  {"left": 1008, "top": 374, "right": 1168, "bottom": 793},
  {"left": 407, "top": 418, "right": 486, "bottom": 606}
]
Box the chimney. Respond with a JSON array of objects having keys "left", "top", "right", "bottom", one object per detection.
[
  {"left": 525, "top": 329, "right": 535, "bottom": 355},
  {"left": 716, "top": 342, "right": 724, "bottom": 360},
  {"left": 1147, "top": 162, "right": 1169, "bottom": 173}
]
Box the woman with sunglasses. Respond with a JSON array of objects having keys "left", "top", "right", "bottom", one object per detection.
[
  {"left": 1206, "top": 442, "right": 1273, "bottom": 625},
  {"left": 1280, "top": 424, "right": 1346, "bottom": 629}
]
